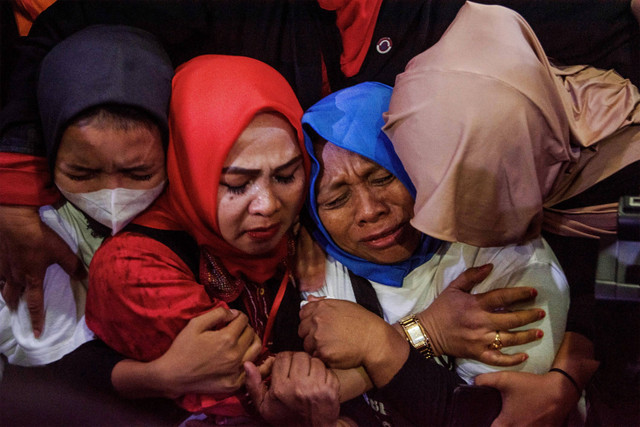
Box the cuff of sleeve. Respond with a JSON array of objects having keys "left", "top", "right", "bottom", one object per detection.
[{"left": 0, "top": 153, "right": 60, "bottom": 206}]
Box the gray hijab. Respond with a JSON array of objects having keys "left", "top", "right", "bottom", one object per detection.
[{"left": 37, "top": 25, "right": 173, "bottom": 162}]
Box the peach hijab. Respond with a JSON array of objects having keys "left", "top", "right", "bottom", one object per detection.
[{"left": 384, "top": 2, "right": 640, "bottom": 247}]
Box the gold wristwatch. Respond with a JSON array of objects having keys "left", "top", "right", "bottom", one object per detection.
[{"left": 399, "top": 314, "right": 435, "bottom": 359}]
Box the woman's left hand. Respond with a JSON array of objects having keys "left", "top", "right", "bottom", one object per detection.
[
  {"left": 474, "top": 370, "right": 580, "bottom": 427},
  {"left": 244, "top": 351, "right": 340, "bottom": 426},
  {"left": 417, "top": 264, "right": 545, "bottom": 366}
]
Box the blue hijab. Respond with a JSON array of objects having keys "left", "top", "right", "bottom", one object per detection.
[{"left": 302, "top": 82, "right": 441, "bottom": 287}]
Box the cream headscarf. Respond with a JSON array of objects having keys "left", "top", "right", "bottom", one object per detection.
[{"left": 383, "top": 1, "right": 640, "bottom": 247}]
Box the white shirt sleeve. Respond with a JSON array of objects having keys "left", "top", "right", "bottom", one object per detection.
[
  {"left": 453, "top": 238, "right": 569, "bottom": 384},
  {"left": 0, "top": 204, "right": 97, "bottom": 367},
  {"left": 301, "top": 255, "right": 357, "bottom": 303}
]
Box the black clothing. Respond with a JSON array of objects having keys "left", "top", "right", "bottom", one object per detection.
[
  {"left": 343, "top": 271, "right": 499, "bottom": 426},
  {"left": 2, "top": 0, "right": 639, "bottom": 158},
  {"left": 0, "top": 341, "right": 189, "bottom": 427}
]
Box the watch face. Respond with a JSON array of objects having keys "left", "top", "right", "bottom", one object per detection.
[
  {"left": 406, "top": 324, "right": 424, "bottom": 345},
  {"left": 401, "top": 318, "right": 425, "bottom": 345},
  {"left": 400, "top": 316, "right": 434, "bottom": 359}
]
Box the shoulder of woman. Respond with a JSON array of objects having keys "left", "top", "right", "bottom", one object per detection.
[
  {"left": 452, "top": 238, "right": 556, "bottom": 271},
  {"left": 446, "top": 239, "right": 565, "bottom": 290},
  {"left": 90, "top": 231, "right": 196, "bottom": 288}
]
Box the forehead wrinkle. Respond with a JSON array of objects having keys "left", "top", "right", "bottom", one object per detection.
[
  {"left": 274, "top": 155, "right": 303, "bottom": 173},
  {"left": 221, "top": 167, "right": 261, "bottom": 178},
  {"left": 222, "top": 154, "right": 302, "bottom": 177},
  {"left": 109, "top": 153, "right": 160, "bottom": 172},
  {"left": 61, "top": 163, "right": 99, "bottom": 172},
  {"left": 317, "top": 148, "right": 381, "bottom": 197}
]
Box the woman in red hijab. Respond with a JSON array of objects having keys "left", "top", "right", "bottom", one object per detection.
[{"left": 84, "top": 55, "right": 338, "bottom": 424}]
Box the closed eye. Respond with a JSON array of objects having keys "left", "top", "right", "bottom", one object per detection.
[
  {"left": 274, "top": 160, "right": 302, "bottom": 185},
  {"left": 221, "top": 182, "right": 249, "bottom": 195},
  {"left": 321, "top": 191, "right": 350, "bottom": 210},
  {"left": 66, "top": 173, "right": 95, "bottom": 181},
  {"left": 275, "top": 174, "right": 296, "bottom": 184},
  {"left": 370, "top": 173, "right": 395, "bottom": 186},
  {"left": 129, "top": 173, "right": 153, "bottom": 181}
]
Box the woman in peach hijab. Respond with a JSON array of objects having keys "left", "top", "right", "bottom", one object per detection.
[
  {"left": 384, "top": 2, "right": 640, "bottom": 424},
  {"left": 384, "top": 2, "right": 640, "bottom": 247}
]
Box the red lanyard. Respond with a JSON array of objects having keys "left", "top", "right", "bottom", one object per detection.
[{"left": 261, "top": 268, "right": 291, "bottom": 351}]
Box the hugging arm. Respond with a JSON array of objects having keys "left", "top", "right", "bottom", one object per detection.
[
  {"left": 299, "top": 298, "right": 410, "bottom": 387},
  {"left": 86, "top": 233, "right": 264, "bottom": 412},
  {"left": 0, "top": 204, "right": 84, "bottom": 337},
  {"left": 475, "top": 233, "right": 601, "bottom": 425},
  {"left": 0, "top": 307, "right": 265, "bottom": 424},
  {"left": 476, "top": 332, "right": 598, "bottom": 426},
  {"left": 111, "top": 307, "right": 263, "bottom": 400},
  {"left": 414, "top": 264, "right": 545, "bottom": 365},
  {"left": 299, "top": 237, "right": 546, "bottom": 365},
  {"left": 0, "top": 0, "right": 209, "bottom": 335},
  {"left": 298, "top": 298, "right": 462, "bottom": 425},
  {"left": 298, "top": 256, "right": 577, "bottom": 424}
]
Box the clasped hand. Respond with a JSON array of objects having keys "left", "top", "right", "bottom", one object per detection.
[
  {"left": 298, "top": 264, "right": 546, "bottom": 370},
  {"left": 245, "top": 351, "right": 341, "bottom": 427}
]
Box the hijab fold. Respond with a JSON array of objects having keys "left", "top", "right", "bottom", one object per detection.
[
  {"left": 136, "top": 55, "right": 309, "bottom": 283},
  {"left": 384, "top": 1, "right": 640, "bottom": 246},
  {"left": 303, "top": 82, "right": 441, "bottom": 287}
]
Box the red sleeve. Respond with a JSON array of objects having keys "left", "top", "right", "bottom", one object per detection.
[
  {"left": 86, "top": 232, "right": 246, "bottom": 417},
  {"left": 317, "top": 0, "right": 383, "bottom": 77},
  {"left": 0, "top": 152, "right": 60, "bottom": 206},
  {"left": 86, "top": 232, "right": 220, "bottom": 360},
  {"left": 12, "top": 0, "right": 57, "bottom": 36}
]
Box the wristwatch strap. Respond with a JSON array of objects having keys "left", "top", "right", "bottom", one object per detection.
[{"left": 399, "top": 314, "right": 435, "bottom": 359}]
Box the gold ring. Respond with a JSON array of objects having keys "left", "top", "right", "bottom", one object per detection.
[{"left": 489, "top": 331, "right": 503, "bottom": 350}]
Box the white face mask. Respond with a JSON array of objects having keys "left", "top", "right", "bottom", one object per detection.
[{"left": 58, "top": 181, "right": 166, "bottom": 235}]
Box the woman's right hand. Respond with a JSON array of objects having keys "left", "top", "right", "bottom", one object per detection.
[
  {"left": 417, "top": 264, "right": 545, "bottom": 366},
  {"left": 299, "top": 298, "right": 409, "bottom": 388},
  {"left": 132, "top": 308, "right": 262, "bottom": 399},
  {"left": 244, "top": 351, "right": 341, "bottom": 427}
]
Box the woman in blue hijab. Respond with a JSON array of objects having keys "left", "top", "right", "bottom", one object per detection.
[
  {"left": 303, "top": 82, "right": 441, "bottom": 287},
  {"left": 299, "top": 82, "right": 571, "bottom": 426}
]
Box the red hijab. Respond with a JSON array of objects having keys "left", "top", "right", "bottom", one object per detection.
[{"left": 136, "top": 55, "right": 309, "bottom": 283}]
